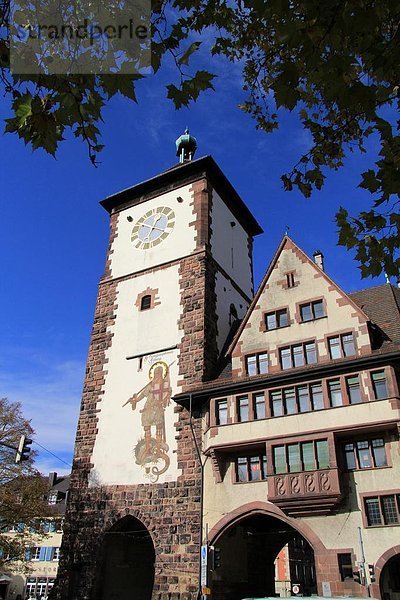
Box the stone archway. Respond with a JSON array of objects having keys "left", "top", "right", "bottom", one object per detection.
[
  {"left": 371, "top": 546, "right": 400, "bottom": 600},
  {"left": 208, "top": 503, "right": 319, "bottom": 600},
  {"left": 96, "top": 515, "right": 155, "bottom": 600}
]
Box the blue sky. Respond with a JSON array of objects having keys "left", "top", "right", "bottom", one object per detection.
[{"left": 0, "top": 51, "right": 389, "bottom": 475}]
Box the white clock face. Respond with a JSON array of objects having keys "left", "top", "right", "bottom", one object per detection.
[{"left": 131, "top": 207, "right": 175, "bottom": 249}]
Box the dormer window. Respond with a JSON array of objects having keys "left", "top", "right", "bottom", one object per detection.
[{"left": 140, "top": 295, "right": 152, "bottom": 311}]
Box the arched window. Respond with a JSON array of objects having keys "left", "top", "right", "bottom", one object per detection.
[{"left": 140, "top": 295, "right": 152, "bottom": 311}]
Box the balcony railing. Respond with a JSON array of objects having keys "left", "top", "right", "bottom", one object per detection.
[{"left": 268, "top": 468, "right": 342, "bottom": 516}]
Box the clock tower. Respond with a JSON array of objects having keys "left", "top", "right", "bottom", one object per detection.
[{"left": 54, "top": 134, "right": 262, "bottom": 600}]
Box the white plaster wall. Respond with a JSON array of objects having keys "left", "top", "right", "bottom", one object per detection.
[
  {"left": 232, "top": 244, "right": 371, "bottom": 372},
  {"left": 204, "top": 398, "right": 399, "bottom": 449},
  {"left": 203, "top": 456, "right": 269, "bottom": 533},
  {"left": 90, "top": 265, "right": 183, "bottom": 485},
  {"left": 203, "top": 438, "right": 400, "bottom": 566},
  {"left": 214, "top": 271, "right": 249, "bottom": 352},
  {"left": 210, "top": 190, "right": 253, "bottom": 298},
  {"left": 300, "top": 439, "right": 400, "bottom": 563},
  {"left": 109, "top": 184, "right": 197, "bottom": 280}
]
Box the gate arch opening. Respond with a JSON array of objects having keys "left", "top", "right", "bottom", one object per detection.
[
  {"left": 97, "top": 515, "right": 155, "bottom": 600},
  {"left": 380, "top": 553, "right": 400, "bottom": 600},
  {"left": 210, "top": 512, "right": 317, "bottom": 600}
]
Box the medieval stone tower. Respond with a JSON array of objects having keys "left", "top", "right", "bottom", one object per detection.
[{"left": 54, "top": 134, "right": 261, "bottom": 600}]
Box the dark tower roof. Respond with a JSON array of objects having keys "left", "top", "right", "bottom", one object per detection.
[{"left": 100, "top": 155, "right": 262, "bottom": 237}]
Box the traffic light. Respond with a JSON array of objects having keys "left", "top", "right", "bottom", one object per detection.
[
  {"left": 15, "top": 435, "right": 32, "bottom": 463},
  {"left": 368, "top": 564, "right": 375, "bottom": 583},
  {"left": 214, "top": 547, "right": 221, "bottom": 569},
  {"left": 353, "top": 568, "right": 362, "bottom": 585},
  {"left": 209, "top": 546, "right": 222, "bottom": 570}
]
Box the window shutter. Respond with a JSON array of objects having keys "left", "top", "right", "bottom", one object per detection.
[{"left": 25, "top": 548, "right": 31, "bottom": 560}]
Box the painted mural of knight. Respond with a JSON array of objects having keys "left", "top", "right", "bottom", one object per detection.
[{"left": 124, "top": 361, "right": 172, "bottom": 482}]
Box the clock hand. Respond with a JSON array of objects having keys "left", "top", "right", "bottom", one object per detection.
[{"left": 152, "top": 214, "right": 162, "bottom": 226}]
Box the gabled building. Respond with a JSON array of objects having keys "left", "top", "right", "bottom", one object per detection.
[
  {"left": 3, "top": 473, "right": 69, "bottom": 600},
  {"left": 53, "top": 138, "right": 400, "bottom": 600},
  {"left": 176, "top": 235, "right": 400, "bottom": 600}
]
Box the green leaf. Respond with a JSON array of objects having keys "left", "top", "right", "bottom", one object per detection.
[
  {"left": 14, "top": 94, "right": 32, "bottom": 127},
  {"left": 178, "top": 41, "right": 201, "bottom": 66}
]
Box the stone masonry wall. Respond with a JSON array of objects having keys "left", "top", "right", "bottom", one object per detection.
[{"left": 52, "top": 200, "right": 220, "bottom": 600}]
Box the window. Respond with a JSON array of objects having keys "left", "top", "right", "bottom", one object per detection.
[
  {"left": 30, "top": 547, "right": 41, "bottom": 561},
  {"left": 338, "top": 553, "right": 353, "bottom": 581},
  {"left": 53, "top": 547, "right": 60, "bottom": 561},
  {"left": 364, "top": 494, "right": 400, "bottom": 526},
  {"left": 271, "top": 390, "right": 284, "bottom": 416},
  {"left": 48, "top": 491, "right": 58, "bottom": 505},
  {"left": 344, "top": 438, "right": 387, "bottom": 470},
  {"left": 237, "top": 396, "right": 249, "bottom": 422},
  {"left": 272, "top": 439, "right": 329, "bottom": 474},
  {"left": 140, "top": 294, "right": 152, "bottom": 310},
  {"left": 346, "top": 376, "right": 362, "bottom": 404},
  {"left": 269, "top": 381, "right": 324, "bottom": 416},
  {"left": 216, "top": 400, "right": 228, "bottom": 425},
  {"left": 328, "top": 333, "right": 356, "bottom": 359},
  {"left": 245, "top": 353, "right": 268, "bottom": 376},
  {"left": 279, "top": 341, "right": 317, "bottom": 369},
  {"left": 235, "top": 454, "right": 267, "bottom": 482},
  {"left": 265, "top": 309, "right": 289, "bottom": 330},
  {"left": 300, "top": 300, "right": 325, "bottom": 322},
  {"left": 372, "top": 371, "right": 388, "bottom": 399},
  {"left": 310, "top": 383, "right": 324, "bottom": 410},
  {"left": 253, "top": 394, "right": 266, "bottom": 420},
  {"left": 286, "top": 272, "right": 295, "bottom": 288},
  {"left": 328, "top": 379, "right": 343, "bottom": 407}
]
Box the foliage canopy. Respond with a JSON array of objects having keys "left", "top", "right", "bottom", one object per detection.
[
  {"left": 0, "top": 0, "right": 399, "bottom": 277},
  {"left": 0, "top": 398, "right": 48, "bottom": 571}
]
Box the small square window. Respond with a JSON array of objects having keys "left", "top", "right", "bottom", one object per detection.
[
  {"left": 328, "top": 333, "right": 356, "bottom": 359},
  {"left": 245, "top": 353, "right": 268, "bottom": 376},
  {"left": 300, "top": 300, "right": 324, "bottom": 322},
  {"left": 338, "top": 553, "right": 353, "bottom": 581},
  {"left": 235, "top": 454, "right": 267, "bottom": 482},
  {"left": 140, "top": 295, "right": 152, "bottom": 310},
  {"left": 286, "top": 273, "right": 295, "bottom": 288},
  {"left": 265, "top": 309, "right": 289, "bottom": 330}
]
